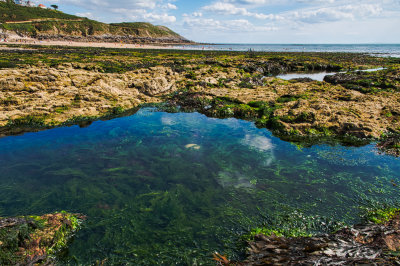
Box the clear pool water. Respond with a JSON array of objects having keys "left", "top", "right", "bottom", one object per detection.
[{"left": 0, "top": 108, "right": 399, "bottom": 264}]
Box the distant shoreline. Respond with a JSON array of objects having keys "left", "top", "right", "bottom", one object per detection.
[
  {"left": 0, "top": 39, "right": 197, "bottom": 50},
  {"left": 1, "top": 40, "right": 399, "bottom": 55}
]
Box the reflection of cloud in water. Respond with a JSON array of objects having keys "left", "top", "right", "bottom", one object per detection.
[
  {"left": 161, "top": 115, "right": 176, "bottom": 126},
  {"left": 160, "top": 113, "right": 244, "bottom": 129},
  {"left": 160, "top": 113, "right": 203, "bottom": 127},
  {"left": 242, "top": 134, "right": 274, "bottom": 166},
  {"left": 243, "top": 134, "right": 273, "bottom": 151},
  {"left": 216, "top": 171, "right": 256, "bottom": 189},
  {"left": 216, "top": 134, "right": 275, "bottom": 189}
]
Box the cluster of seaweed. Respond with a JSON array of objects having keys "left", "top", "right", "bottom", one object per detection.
[{"left": 0, "top": 212, "right": 84, "bottom": 265}]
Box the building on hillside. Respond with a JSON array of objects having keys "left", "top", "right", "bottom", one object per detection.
[{"left": 38, "top": 4, "right": 46, "bottom": 8}]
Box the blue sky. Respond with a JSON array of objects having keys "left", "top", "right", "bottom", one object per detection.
[{"left": 34, "top": 0, "right": 400, "bottom": 43}]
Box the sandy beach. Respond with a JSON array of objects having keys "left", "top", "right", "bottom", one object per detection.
[{"left": 0, "top": 37, "right": 192, "bottom": 50}]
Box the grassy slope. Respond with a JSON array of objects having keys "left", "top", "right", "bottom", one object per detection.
[
  {"left": 0, "top": 2, "right": 184, "bottom": 39},
  {"left": 0, "top": 1, "right": 78, "bottom": 22},
  {"left": 110, "top": 22, "right": 181, "bottom": 38}
]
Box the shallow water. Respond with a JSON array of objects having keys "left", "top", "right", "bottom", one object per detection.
[
  {"left": 0, "top": 108, "right": 399, "bottom": 264},
  {"left": 276, "top": 71, "right": 335, "bottom": 81},
  {"left": 276, "top": 67, "right": 386, "bottom": 81}
]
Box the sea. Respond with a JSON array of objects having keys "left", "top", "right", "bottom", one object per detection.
[{"left": 173, "top": 43, "right": 400, "bottom": 57}]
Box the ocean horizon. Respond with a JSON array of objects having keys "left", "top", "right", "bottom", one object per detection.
[{"left": 174, "top": 43, "right": 400, "bottom": 57}]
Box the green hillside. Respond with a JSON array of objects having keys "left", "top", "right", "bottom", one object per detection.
[
  {"left": 0, "top": 1, "right": 79, "bottom": 23},
  {"left": 110, "top": 22, "right": 181, "bottom": 38},
  {"left": 0, "top": 1, "right": 187, "bottom": 42}
]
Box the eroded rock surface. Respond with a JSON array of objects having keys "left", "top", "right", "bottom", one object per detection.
[
  {"left": 240, "top": 213, "right": 400, "bottom": 265},
  {"left": 0, "top": 212, "right": 85, "bottom": 265},
  {"left": 0, "top": 64, "right": 183, "bottom": 129}
]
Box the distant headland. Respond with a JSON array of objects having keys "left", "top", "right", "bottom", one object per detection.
[{"left": 0, "top": 0, "right": 192, "bottom": 45}]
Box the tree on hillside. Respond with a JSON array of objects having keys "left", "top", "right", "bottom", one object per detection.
[{"left": 51, "top": 5, "right": 58, "bottom": 10}]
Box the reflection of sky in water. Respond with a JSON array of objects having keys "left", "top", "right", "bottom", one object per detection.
[
  {"left": 242, "top": 134, "right": 274, "bottom": 166},
  {"left": 277, "top": 72, "right": 335, "bottom": 81},
  {"left": 0, "top": 108, "right": 399, "bottom": 264},
  {"left": 277, "top": 68, "right": 386, "bottom": 81}
]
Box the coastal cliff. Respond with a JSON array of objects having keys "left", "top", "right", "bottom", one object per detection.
[{"left": 0, "top": 2, "right": 190, "bottom": 44}]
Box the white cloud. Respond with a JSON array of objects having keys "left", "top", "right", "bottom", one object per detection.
[
  {"left": 75, "top": 12, "right": 95, "bottom": 19},
  {"left": 40, "top": 0, "right": 178, "bottom": 24},
  {"left": 183, "top": 16, "right": 277, "bottom": 32},
  {"left": 202, "top": 2, "right": 282, "bottom": 20},
  {"left": 144, "top": 13, "right": 177, "bottom": 23},
  {"left": 162, "top": 3, "right": 177, "bottom": 10},
  {"left": 225, "top": 0, "right": 271, "bottom": 4},
  {"left": 290, "top": 4, "right": 383, "bottom": 24}
]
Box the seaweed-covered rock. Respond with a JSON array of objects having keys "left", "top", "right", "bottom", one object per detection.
[
  {"left": 237, "top": 211, "right": 400, "bottom": 265},
  {"left": 377, "top": 135, "right": 400, "bottom": 157},
  {"left": 323, "top": 72, "right": 360, "bottom": 84},
  {"left": 0, "top": 212, "right": 85, "bottom": 265},
  {"left": 324, "top": 68, "right": 400, "bottom": 93}
]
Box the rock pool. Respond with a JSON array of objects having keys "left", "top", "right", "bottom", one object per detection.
[
  {"left": 276, "top": 67, "right": 386, "bottom": 81},
  {"left": 0, "top": 108, "right": 399, "bottom": 264}
]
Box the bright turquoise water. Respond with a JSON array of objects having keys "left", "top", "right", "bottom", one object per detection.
[{"left": 0, "top": 108, "right": 399, "bottom": 264}]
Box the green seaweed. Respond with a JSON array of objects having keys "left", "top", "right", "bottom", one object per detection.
[
  {"left": 7, "top": 114, "right": 49, "bottom": 127},
  {"left": 0, "top": 212, "right": 84, "bottom": 265},
  {"left": 363, "top": 208, "right": 400, "bottom": 224},
  {"left": 1, "top": 108, "right": 399, "bottom": 264}
]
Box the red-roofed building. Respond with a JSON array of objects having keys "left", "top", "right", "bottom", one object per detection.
[{"left": 38, "top": 4, "right": 46, "bottom": 8}]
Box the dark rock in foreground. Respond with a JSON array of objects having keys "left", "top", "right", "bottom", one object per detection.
[
  {"left": 238, "top": 213, "right": 400, "bottom": 265},
  {"left": 0, "top": 212, "right": 85, "bottom": 265}
]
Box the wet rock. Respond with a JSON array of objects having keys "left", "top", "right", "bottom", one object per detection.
[
  {"left": 0, "top": 212, "right": 85, "bottom": 265},
  {"left": 239, "top": 213, "right": 400, "bottom": 265},
  {"left": 324, "top": 72, "right": 359, "bottom": 84},
  {"left": 289, "top": 77, "right": 314, "bottom": 83},
  {"left": 324, "top": 68, "right": 400, "bottom": 93},
  {"left": 377, "top": 135, "right": 400, "bottom": 157}
]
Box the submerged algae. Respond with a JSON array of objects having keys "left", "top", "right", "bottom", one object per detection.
[{"left": 0, "top": 109, "right": 399, "bottom": 264}]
